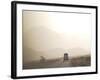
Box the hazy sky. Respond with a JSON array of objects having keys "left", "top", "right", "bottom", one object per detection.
[
  {"left": 22, "top": 11, "right": 91, "bottom": 62},
  {"left": 23, "top": 10, "right": 91, "bottom": 51}
]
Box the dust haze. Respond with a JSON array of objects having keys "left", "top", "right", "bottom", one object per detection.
[{"left": 22, "top": 10, "right": 91, "bottom": 69}]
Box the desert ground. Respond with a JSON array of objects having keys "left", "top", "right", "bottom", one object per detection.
[{"left": 23, "top": 55, "right": 91, "bottom": 69}]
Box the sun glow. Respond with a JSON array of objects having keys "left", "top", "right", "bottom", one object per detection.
[{"left": 45, "top": 12, "right": 91, "bottom": 35}]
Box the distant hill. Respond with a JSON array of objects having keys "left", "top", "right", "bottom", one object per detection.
[
  {"left": 67, "top": 48, "right": 90, "bottom": 58},
  {"left": 23, "top": 47, "right": 66, "bottom": 64},
  {"left": 23, "top": 46, "right": 90, "bottom": 65},
  {"left": 23, "top": 47, "right": 43, "bottom": 64},
  {"left": 43, "top": 48, "right": 66, "bottom": 59},
  {"left": 23, "top": 26, "right": 63, "bottom": 50},
  {"left": 23, "top": 26, "right": 90, "bottom": 65}
]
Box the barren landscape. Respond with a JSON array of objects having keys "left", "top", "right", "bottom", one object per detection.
[{"left": 23, "top": 55, "right": 91, "bottom": 69}]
